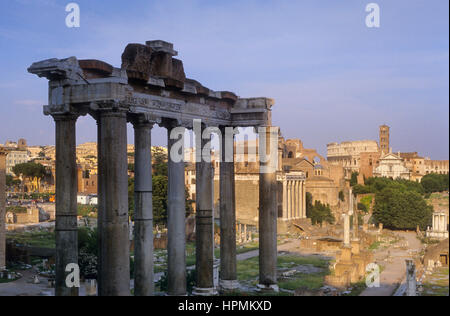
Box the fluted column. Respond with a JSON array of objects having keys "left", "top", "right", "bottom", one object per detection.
[
  {"left": 296, "top": 181, "right": 300, "bottom": 218},
  {"left": 219, "top": 126, "right": 238, "bottom": 291},
  {"left": 132, "top": 116, "right": 154, "bottom": 296},
  {"left": 302, "top": 181, "right": 306, "bottom": 219},
  {"left": 194, "top": 124, "right": 216, "bottom": 295},
  {"left": 97, "top": 106, "right": 130, "bottom": 296},
  {"left": 288, "top": 181, "right": 294, "bottom": 219},
  {"left": 282, "top": 180, "right": 288, "bottom": 220},
  {"left": 167, "top": 121, "right": 187, "bottom": 296},
  {"left": 53, "top": 114, "right": 79, "bottom": 296},
  {"left": 258, "top": 126, "right": 279, "bottom": 291}
]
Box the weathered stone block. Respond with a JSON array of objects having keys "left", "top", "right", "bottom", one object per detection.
[
  {"left": 121, "top": 43, "right": 154, "bottom": 81},
  {"left": 325, "top": 272, "right": 350, "bottom": 289},
  {"left": 79, "top": 59, "right": 113, "bottom": 79},
  {"left": 220, "top": 91, "right": 238, "bottom": 103},
  {"left": 334, "top": 262, "right": 359, "bottom": 283}
]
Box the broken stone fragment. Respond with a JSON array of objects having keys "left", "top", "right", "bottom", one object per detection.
[
  {"left": 149, "top": 52, "right": 173, "bottom": 78},
  {"left": 121, "top": 43, "right": 154, "bottom": 81},
  {"left": 163, "top": 58, "right": 186, "bottom": 89},
  {"left": 185, "top": 79, "right": 210, "bottom": 96},
  {"left": 79, "top": 59, "right": 113, "bottom": 79},
  {"left": 146, "top": 40, "right": 178, "bottom": 56},
  {"left": 220, "top": 91, "right": 238, "bottom": 103},
  {"left": 27, "top": 57, "right": 83, "bottom": 82},
  {"left": 171, "top": 59, "right": 186, "bottom": 83}
]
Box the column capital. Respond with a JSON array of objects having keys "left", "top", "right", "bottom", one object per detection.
[
  {"left": 89, "top": 100, "right": 130, "bottom": 120},
  {"left": 44, "top": 104, "right": 85, "bottom": 120},
  {"left": 129, "top": 113, "right": 161, "bottom": 127}
]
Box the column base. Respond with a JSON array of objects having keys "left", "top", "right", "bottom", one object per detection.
[
  {"left": 257, "top": 284, "right": 279, "bottom": 293},
  {"left": 219, "top": 279, "right": 240, "bottom": 292},
  {"left": 192, "top": 287, "right": 218, "bottom": 296}
]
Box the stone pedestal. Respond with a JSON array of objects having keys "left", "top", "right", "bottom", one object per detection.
[
  {"left": 351, "top": 239, "right": 360, "bottom": 255},
  {"left": 406, "top": 260, "right": 417, "bottom": 296}
]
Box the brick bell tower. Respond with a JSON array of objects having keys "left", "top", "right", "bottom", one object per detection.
[{"left": 379, "top": 125, "right": 390, "bottom": 154}]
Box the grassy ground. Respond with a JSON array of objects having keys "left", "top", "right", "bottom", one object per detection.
[
  {"left": 234, "top": 254, "right": 330, "bottom": 296},
  {"left": 6, "top": 231, "right": 55, "bottom": 248},
  {"left": 426, "top": 192, "right": 449, "bottom": 210},
  {"left": 421, "top": 267, "right": 449, "bottom": 296}
]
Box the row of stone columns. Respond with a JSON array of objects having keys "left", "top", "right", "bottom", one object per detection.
[
  {"left": 282, "top": 179, "right": 306, "bottom": 220},
  {"left": 432, "top": 213, "right": 448, "bottom": 233},
  {"left": 51, "top": 106, "right": 278, "bottom": 296}
]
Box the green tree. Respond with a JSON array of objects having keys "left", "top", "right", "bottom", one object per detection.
[
  {"left": 372, "top": 187, "right": 433, "bottom": 230},
  {"left": 127, "top": 147, "right": 193, "bottom": 226},
  {"left": 12, "top": 162, "right": 48, "bottom": 193},
  {"left": 12, "top": 162, "right": 47, "bottom": 179},
  {"left": 350, "top": 172, "right": 359, "bottom": 187},
  {"left": 421, "top": 173, "right": 449, "bottom": 194},
  {"left": 338, "top": 190, "right": 345, "bottom": 202},
  {"left": 306, "top": 193, "right": 335, "bottom": 226}
]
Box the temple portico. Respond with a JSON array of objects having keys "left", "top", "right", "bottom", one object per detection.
[
  {"left": 28, "top": 40, "right": 279, "bottom": 296},
  {"left": 427, "top": 212, "right": 449, "bottom": 240},
  {"left": 280, "top": 172, "right": 307, "bottom": 221}
]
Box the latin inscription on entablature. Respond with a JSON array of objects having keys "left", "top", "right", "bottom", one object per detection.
[{"left": 124, "top": 94, "right": 232, "bottom": 122}]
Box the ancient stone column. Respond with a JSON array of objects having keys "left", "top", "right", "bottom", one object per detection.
[
  {"left": 194, "top": 125, "right": 216, "bottom": 295},
  {"left": 343, "top": 213, "right": 351, "bottom": 247},
  {"left": 406, "top": 260, "right": 417, "bottom": 296},
  {"left": 0, "top": 149, "right": 7, "bottom": 271},
  {"left": 219, "top": 127, "right": 238, "bottom": 291},
  {"left": 53, "top": 114, "right": 79, "bottom": 296},
  {"left": 167, "top": 121, "right": 187, "bottom": 296},
  {"left": 286, "top": 181, "right": 291, "bottom": 219},
  {"left": 293, "top": 181, "right": 298, "bottom": 219},
  {"left": 132, "top": 116, "right": 154, "bottom": 296},
  {"left": 282, "top": 180, "right": 288, "bottom": 220},
  {"left": 258, "top": 126, "right": 279, "bottom": 292},
  {"left": 97, "top": 106, "right": 130, "bottom": 296},
  {"left": 296, "top": 181, "right": 301, "bottom": 218},
  {"left": 302, "top": 181, "right": 306, "bottom": 219}
]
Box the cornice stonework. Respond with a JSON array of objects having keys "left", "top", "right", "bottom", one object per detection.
[{"left": 29, "top": 40, "right": 274, "bottom": 129}]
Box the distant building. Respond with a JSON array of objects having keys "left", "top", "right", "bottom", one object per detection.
[
  {"left": 5, "top": 150, "right": 29, "bottom": 176},
  {"left": 373, "top": 152, "right": 411, "bottom": 180},
  {"left": 327, "top": 140, "right": 379, "bottom": 178},
  {"left": 424, "top": 159, "right": 449, "bottom": 175},
  {"left": 379, "top": 125, "right": 390, "bottom": 154}
]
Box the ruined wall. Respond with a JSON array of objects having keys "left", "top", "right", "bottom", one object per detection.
[
  {"left": 0, "top": 151, "right": 6, "bottom": 269},
  {"left": 214, "top": 175, "right": 260, "bottom": 226},
  {"left": 306, "top": 177, "right": 340, "bottom": 209}
]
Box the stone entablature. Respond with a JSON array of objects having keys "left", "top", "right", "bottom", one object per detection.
[{"left": 28, "top": 41, "right": 273, "bottom": 129}]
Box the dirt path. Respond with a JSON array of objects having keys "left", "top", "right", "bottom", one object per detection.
[
  {"left": 0, "top": 269, "right": 52, "bottom": 296},
  {"left": 360, "top": 231, "right": 423, "bottom": 296}
]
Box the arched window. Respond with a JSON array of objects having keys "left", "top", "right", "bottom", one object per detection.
[{"left": 288, "top": 151, "right": 294, "bottom": 158}]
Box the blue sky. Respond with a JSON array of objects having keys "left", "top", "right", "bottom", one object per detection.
[{"left": 0, "top": 0, "right": 448, "bottom": 159}]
